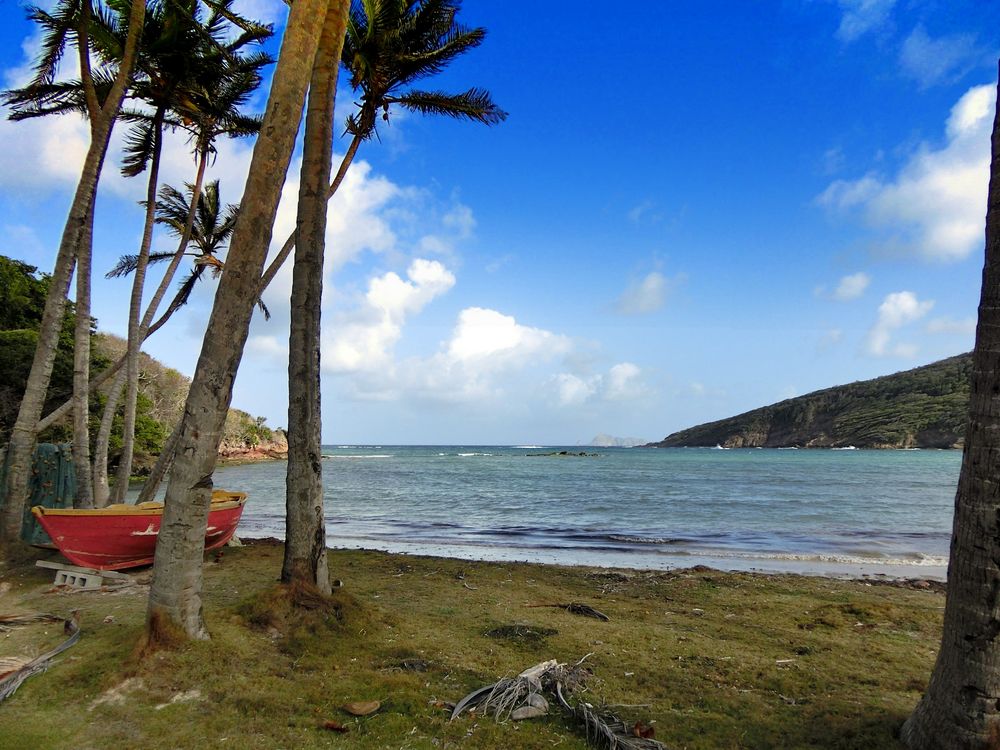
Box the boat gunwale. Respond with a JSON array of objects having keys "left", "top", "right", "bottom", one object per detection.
[{"left": 31, "top": 493, "right": 247, "bottom": 518}]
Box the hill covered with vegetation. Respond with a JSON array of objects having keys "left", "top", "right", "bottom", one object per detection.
[
  {"left": 648, "top": 354, "right": 971, "bottom": 449},
  {"left": 0, "top": 255, "right": 285, "bottom": 472}
]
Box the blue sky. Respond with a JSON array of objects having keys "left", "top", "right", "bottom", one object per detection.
[{"left": 1, "top": 0, "right": 998, "bottom": 444}]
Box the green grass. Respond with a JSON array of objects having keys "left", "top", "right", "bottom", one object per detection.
[{"left": 0, "top": 545, "right": 944, "bottom": 749}]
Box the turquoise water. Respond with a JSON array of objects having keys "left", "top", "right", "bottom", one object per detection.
[{"left": 212, "top": 446, "right": 961, "bottom": 579}]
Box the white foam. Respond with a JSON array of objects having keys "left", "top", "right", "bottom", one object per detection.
[{"left": 322, "top": 454, "right": 393, "bottom": 459}]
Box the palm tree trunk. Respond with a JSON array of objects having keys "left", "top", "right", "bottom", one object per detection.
[
  {"left": 2, "top": 121, "right": 109, "bottom": 540},
  {"left": 139, "top": 146, "right": 210, "bottom": 338},
  {"left": 901, "top": 69, "right": 1000, "bottom": 750},
  {"left": 257, "top": 132, "right": 362, "bottom": 295},
  {"left": 133, "top": 151, "right": 213, "bottom": 507},
  {"left": 39, "top": 352, "right": 119, "bottom": 433},
  {"left": 72, "top": 203, "right": 95, "bottom": 508},
  {"left": 281, "top": 0, "right": 349, "bottom": 592},
  {"left": 92, "top": 364, "right": 127, "bottom": 506},
  {"left": 0, "top": 0, "right": 146, "bottom": 545},
  {"left": 39, "top": 148, "right": 211, "bottom": 439},
  {"left": 136, "top": 421, "right": 180, "bottom": 503},
  {"left": 145, "top": 0, "right": 333, "bottom": 643},
  {"left": 109, "top": 110, "right": 166, "bottom": 503}
]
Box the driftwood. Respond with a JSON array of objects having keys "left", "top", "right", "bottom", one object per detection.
[
  {"left": 450, "top": 656, "right": 664, "bottom": 750},
  {"left": 525, "top": 602, "right": 611, "bottom": 621},
  {"left": 0, "top": 613, "right": 64, "bottom": 631},
  {"left": 0, "top": 613, "right": 81, "bottom": 703},
  {"left": 554, "top": 681, "right": 664, "bottom": 750}
]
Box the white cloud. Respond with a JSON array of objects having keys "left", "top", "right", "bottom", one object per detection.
[
  {"left": 926, "top": 316, "right": 976, "bottom": 336},
  {"left": 833, "top": 271, "right": 871, "bottom": 301},
  {"left": 447, "top": 307, "right": 561, "bottom": 364},
  {"left": 246, "top": 334, "right": 286, "bottom": 358},
  {"left": 899, "top": 26, "right": 983, "bottom": 89},
  {"left": 835, "top": 0, "right": 896, "bottom": 42},
  {"left": 554, "top": 373, "right": 599, "bottom": 406},
  {"left": 316, "top": 259, "right": 580, "bottom": 405},
  {"left": 866, "top": 291, "right": 934, "bottom": 357},
  {"left": 616, "top": 271, "right": 682, "bottom": 315},
  {"left": 818, "top": 83, "right": 994, "bottom": 262},
  {"left": 442, "top": 203, "right": 476, "bottom": 239},
  {"left": 324, "top": 259, "right": 456, "bottom": 374},
  {"left": 550, "top": 362, "right": 647, "bottom": 407},
  {"left": 605, "top": 362, "right": 644, "bottom": 401}
]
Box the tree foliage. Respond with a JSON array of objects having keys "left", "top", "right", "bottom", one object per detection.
[
  {"left": 0, "top": 257, "right": 77, "bottom": 443},
  {"left": 652, "top": 354, "right": 972, "bottom": 449}
]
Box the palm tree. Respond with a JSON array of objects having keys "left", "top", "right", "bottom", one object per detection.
[
  {"left": 32, "top": 29, "right": 269, "bottom": 442},
  {"left": 0, "top": 0, "right": 146, "bottom": 540},
  {"left": 257, "top": 0, "right": 507, "bottom": 293},
  {"left": 144, "top": 0, "right": 341, "bottom": 644},
  {"left": 281, "top": 1, "right": 351, "bottom": 593},
  {"left": 98, "top": 179, "right": 247, "bottom": 502},
  {"left": 96, "top": 0, "right": 271, "bottom": 506},
  {"left": 901, "top": 71, "right": 1000, "bottom": 749},
  {"left": 279, "top": 0, "right": 505, "bottom": 590}
]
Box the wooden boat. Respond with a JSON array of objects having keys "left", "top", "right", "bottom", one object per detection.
[{"left": 31, "top": 490, "right": 247, "bottom": 571}]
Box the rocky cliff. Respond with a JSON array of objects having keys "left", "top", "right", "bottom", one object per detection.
[{"left": 647, "top": 353, "right": 971, "bottom": 449}]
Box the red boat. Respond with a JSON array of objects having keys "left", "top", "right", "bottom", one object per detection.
[{"left": 31, "top": 490, "right": 248, "bottom": 571}]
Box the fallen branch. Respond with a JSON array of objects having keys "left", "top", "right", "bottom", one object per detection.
[
  {"left": 450, "top": 656, "right": 663, "bottom": 749},
  {"left": 555, "top": 682, "right": 664, "bottom": 750},
  {"left": 525, "top": 602, "right": 611, "bottom": 621},
  {"left": 0, "top": 613, "right": 64, "bottom": 628},
  {"left": 0, "top": 613, "right": 81, "bottom": 703}
]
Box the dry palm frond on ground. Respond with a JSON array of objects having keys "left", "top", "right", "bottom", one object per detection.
[
  {"left": 0, "top": 612, "right": 81, "bottom": 703},
  {"left": 451, "top": 657, "right": 665, "bottom": 749}
]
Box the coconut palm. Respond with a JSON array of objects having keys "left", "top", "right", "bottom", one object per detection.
[
  {"left": 144, "top": 0, "right": 339, "bottom": 643},
  {"left": 33, "top": 29, "right": 269, "bottom": 443},
  {"left": 120, "top": 179, "right": 272, "bottom": 505},
  {"left": 900, "top": 72, "right": 1000, "bottom": 749},
  {"left": 257, "top": 0, "right": 507, "bottom": 292},
  {"left": 279, "top": 0, "right": 506, "bottom": 590},
  {"left": 95, "top": 0, "right": 271, "bottom": 505},
  {"left": 0, "top": 0, "right": 146, "bottom": 537},
  {"left": 95, "top": 179, "right": 242, "bottom": 501},
  {"left": 281, "top": 1, "right": 350, "bottom": 593}
]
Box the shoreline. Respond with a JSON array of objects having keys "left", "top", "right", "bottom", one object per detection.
[{"left": 242, "top": 535, "right": 948, "bottom": 588}]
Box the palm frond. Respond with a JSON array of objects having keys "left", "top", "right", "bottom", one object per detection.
[
  {"left": 120, "top": 114, "right": 163, "bottom": 177},
  {"left": 25, "top": 3, "right": 78, "bottom": 87},
  {"left": 391, "top": 87, "right": 506, "bottom": 125},
  {"left": 105, "top": 250, "right": 175, "bottom": 279}
]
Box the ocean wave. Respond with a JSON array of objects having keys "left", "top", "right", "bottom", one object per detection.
[
  {"left": 607, "top": 534, "right": 689, "bottom": 545},
  {"left": 457, "top": 452, "right": 494, "bottom": 457},
  {"left": 322, "top": 454, "right": 393, "bottom": 459},
  {"left": 682, "top": 549, "right": 948, "bottom": 566}
]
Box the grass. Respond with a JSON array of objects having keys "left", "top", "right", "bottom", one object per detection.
[{"left": 0, "top": 544, "right": 944, "bottom": 749}]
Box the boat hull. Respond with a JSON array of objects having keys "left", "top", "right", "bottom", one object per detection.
[{"left": 31, "top": 491, "right": 247, "bottom": 571}]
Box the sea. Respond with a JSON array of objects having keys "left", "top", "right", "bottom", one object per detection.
[{"left": 209, "top": 446, "right": 961, "bottom": 580}]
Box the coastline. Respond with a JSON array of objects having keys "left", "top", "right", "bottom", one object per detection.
[
  {"left": 215, "top": 446, "right": 956, "bottom": 584},
  {"left": 216, "top": 448, "right": 287, "bottom": 466},
  {"left": 247, "top": 536, "right": 948, "bottom": 589},
  {"left": 259, "top": 537, "right": 950, "bottom": 585}
]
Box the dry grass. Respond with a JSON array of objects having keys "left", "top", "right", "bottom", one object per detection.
[{"left": 0, "top": 544, "right": 944, "bottom": 749}]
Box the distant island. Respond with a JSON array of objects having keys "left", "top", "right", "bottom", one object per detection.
[
  {"left": 646, "top": 353, "right": 970, "bottom": 449},
  {"left": 587, "top": 433, "right": 648, "bottom": 448}
]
